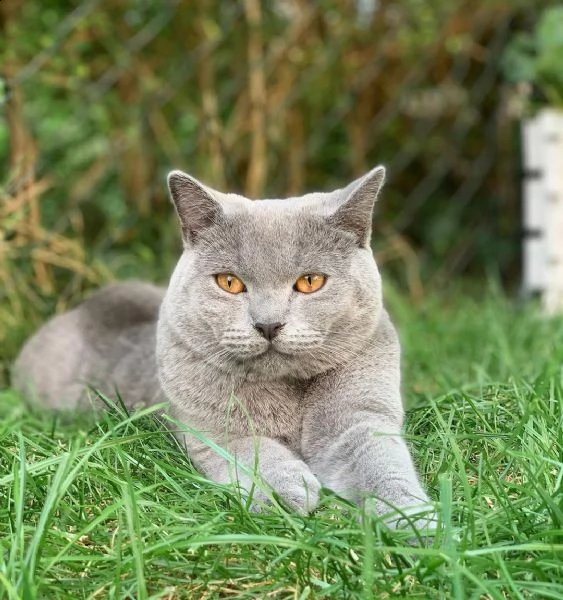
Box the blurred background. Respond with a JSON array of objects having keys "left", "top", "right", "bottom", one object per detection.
[{"left": 1, "top": 0, "right": 560, "bottom": 385}]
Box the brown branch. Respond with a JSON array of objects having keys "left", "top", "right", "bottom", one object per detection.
[
  {"left": 244, "top": 0, "right": 267, "bottom": 197},
  {"left": 0, "top": 0, "right": 51, "bottom": 291},
  {"left": 68, "top": 156, "right": 111, "bottom": 205},
  {"left": 287, "top": 109, "right": 305, "bottom": 195},
  {"left": 197, "top": 33, "right": 226, "bottom": 188},
  {"left": 1, "top": 177, "right": 52, "bottom": 218},
  {"left": 224, "top": 3, "right": 315, "bottom": 161},
  {"left": 1, "top": 0, "right": 39, "bottom": 231},
  {"left": 377, "top": 226, "right": 424, "bottom": 303}
]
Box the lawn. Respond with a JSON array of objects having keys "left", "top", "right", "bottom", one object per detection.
[{"left": 1, "top": 286, "right": 563, "bottom": 599}]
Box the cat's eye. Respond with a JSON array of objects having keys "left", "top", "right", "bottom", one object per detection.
[
  {"left": 294, "top": 274, "right": 326, "bottom": 294},
  {"left": 216, "top": 273, "right": 246, "bottom": 294}
]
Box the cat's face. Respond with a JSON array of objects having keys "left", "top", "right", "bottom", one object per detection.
[{"left": 160, "top": 168, "right": 385, "bottom": 380}]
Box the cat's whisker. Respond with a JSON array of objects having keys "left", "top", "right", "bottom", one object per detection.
[{"left": 301, "top": 339, "right": 369, "bottom": 367}]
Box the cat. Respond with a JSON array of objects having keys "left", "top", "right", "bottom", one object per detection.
[{"left": 13, "top": 166, "right": 432, "bottom": 527}]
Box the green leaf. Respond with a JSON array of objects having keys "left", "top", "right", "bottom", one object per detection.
[
  {"left": 502, "top": 32, "right": 536, "bottom": 83},
  {"left": 536, "top": 6, "right": 563, "bottom": 50}
]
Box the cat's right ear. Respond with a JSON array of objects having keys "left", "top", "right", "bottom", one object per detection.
[{"left": 167, "top": 170, "right": 223, "bottom": 245}]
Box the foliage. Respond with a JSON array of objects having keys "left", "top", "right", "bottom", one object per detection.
[
  {"left": 0, "top": 0, "right": 555, "bottom": 332},
  {"left": 1, "top": 290, "right": 563, "bottom": 598},
  {"left": 502, "top": 5, "right": 563, "bottom": 109}
]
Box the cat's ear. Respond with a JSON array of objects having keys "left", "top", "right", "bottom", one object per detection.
[
  {"left": 328, "top": 165, "right": 385, "bottom": 247},
  {"left": 167, "top": 170, "right": 223, "bottom": 244}
]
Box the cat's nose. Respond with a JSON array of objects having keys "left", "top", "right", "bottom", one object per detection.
[{"left": 254, "top": 322, "right": 285, "bottom": 342}]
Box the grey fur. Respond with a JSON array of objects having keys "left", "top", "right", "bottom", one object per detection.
[
  {"left": 13, "top": 166, "right": 431, "bottom": 525},
  {"left": 13, "top": 282, "right": 165, "bottom": 409}
]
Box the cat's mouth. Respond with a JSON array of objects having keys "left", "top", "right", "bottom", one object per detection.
[
  {"left": 254, "top": 340, "right": 325, "bottom": 361},
  {"left": 235, "top": 343, "right": 330, "bottom": 381},
  {"left": 222, "top": 333, "right": 328, "bottom": 374},
  {"left": 228, "top": 343, "right": 285, "bottom": 363},
  {"left": 229, "top": 342, "right": 296, "bottom": 366}
]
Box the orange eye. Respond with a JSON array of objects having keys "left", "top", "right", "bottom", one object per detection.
[
  {"left": 216, "top": 273, "right": 246, "bottom": 294},
  {"left": 295, "top": 274, "right": 326, "bottom": 294}
]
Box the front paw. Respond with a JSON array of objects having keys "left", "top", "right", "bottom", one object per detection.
[
  {"left": 248, "top": 465, "right": 321, "bottom": 515},
  {"left": 366, "top": 496, "right": 437, "bottom": 536},
  {"left": 273, "top": 468, "right": 321, "bottom": 514},
  {"left": 385, "top": 504, "right": 438, "bottom": 535}
]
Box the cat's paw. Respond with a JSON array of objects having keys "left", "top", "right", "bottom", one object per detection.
[
  {"left": 247, "top": 466, "right": 321, "bottom": 515},
  {"left": 365, "top": 497, "right": 438, "bottom": 541},
  {"left": 382, "top": 502, "right": 438, "bottom": 545},
  {"left": 386, "top": 505, "right": 437, "bottom": 531},
  {"left": 273, "top": 468, "right": 322, "bottom": 514}
]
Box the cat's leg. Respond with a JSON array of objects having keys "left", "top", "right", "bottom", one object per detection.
[
  {"left": 187, "top": 436, "right": 321, "bottom": 514},
  {"left": 303, "top": 411, "right": 430, "bottom": 527},
  {"left": 301, "top": 333, "right": 433, "bottom": 529}
]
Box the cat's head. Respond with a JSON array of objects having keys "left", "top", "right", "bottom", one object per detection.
[{"left": 159, "top": 167, "right": 386, "bottom": 381}]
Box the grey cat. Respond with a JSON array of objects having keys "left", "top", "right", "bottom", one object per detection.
[{"left": 14, "top": 166, "right": 431, "bottom": 526}]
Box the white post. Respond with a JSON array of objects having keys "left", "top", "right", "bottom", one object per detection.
[
  {"left": 522, "top": 108, "right": 563, "bottom": 315},
  {"left": 542, "top": 109, "right": 563, "bottom": 315},
  {"left": 522, "top": 114, "right": 546, "bottom": 296}
]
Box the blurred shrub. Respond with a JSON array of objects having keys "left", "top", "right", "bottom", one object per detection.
[{"left": 502, "top": 5, "right": 563, "bottom": 110}]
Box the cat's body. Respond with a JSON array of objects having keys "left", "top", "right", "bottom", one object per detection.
[
  {"left": 13, "top": 282, "right": 165, "bottom": 409},
  {"left": 14, "top": 167, "right": 431, "bottom": 523}
]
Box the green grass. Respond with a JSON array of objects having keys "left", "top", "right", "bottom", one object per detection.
[{"left": 1, "top": 287, "right": 563, "bottom": 598}]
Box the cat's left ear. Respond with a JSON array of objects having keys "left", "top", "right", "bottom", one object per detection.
[{"left": 328, "top": 165, "right": 385, "bottom": 247}]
